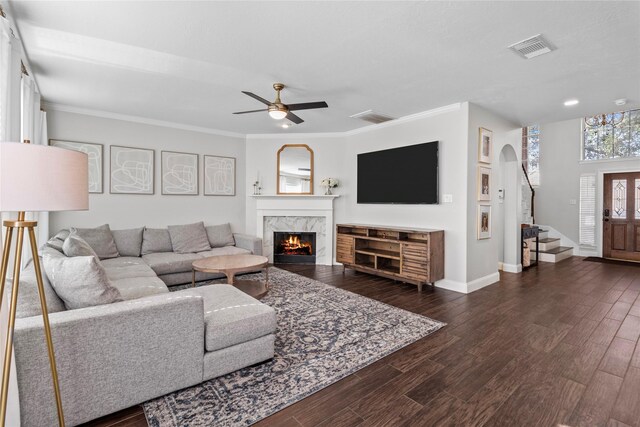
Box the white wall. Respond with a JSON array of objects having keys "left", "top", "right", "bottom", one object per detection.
[
  {"left": 466, "top": 104, "right": 522, "bottom": 284},
  {"left": 47, "top": 110, "right": 247, "bottom": 233},
  {"left": 344, "top": 104, "right": 470, "bottom": 289},
  {"left": 537, "top": 118, "right": 640, "bottom": 252}
]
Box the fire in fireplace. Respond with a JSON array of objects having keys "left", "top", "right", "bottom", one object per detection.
[{"left": 273, "top": 232, "right": 316, "bottom": 264}]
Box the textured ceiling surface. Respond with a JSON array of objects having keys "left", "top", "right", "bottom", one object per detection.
[{"left": 7, "top": 1, "right": 640, "bottom": 134}]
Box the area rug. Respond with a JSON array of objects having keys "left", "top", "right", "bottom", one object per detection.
[{"left": 143, "top": 268, "right": 445, "bottom": 426}]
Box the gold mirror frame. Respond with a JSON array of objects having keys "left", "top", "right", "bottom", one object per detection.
[{"left": 277, "top": 144, "right": 314, "bottom": 195}]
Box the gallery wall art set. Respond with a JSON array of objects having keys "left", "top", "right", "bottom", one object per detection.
[
  {"left": 49, "top": 140, "right": 236, "bottom": 196},
  {"left": 477, "top": 128, "right": 492, "bottom": 240}
]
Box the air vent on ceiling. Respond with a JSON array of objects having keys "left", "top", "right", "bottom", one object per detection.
[
  {"left": 350, "top": 110, "right": 395, "bottom": 124},
  {"left": 508, "top": 34, "right": 555, "bottom": 59}
]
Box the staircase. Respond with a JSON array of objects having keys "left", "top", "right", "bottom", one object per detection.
[
  {"left": 531, "top": 228, "right": 574, "bottom": 263},
  {"left": 521, "top": 165, "right": 574, "bottom": 263}
]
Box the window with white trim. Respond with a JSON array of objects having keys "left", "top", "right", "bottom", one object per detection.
[
  {"left": 583, "top": 109, "right": 640, "bottom": 160},
  {"left": 522, "top": 125, "right": 540, "bottom": 186},
  {"left": 579, "top": 173, "right": 596, "bottom": 247}
]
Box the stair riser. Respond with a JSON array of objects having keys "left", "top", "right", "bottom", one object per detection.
[
  {"left": 536, "top": 241, "right": 561, "bottom": 251},
  {"left": 531, "top": 249, "right": 573, "bottom": 263}
]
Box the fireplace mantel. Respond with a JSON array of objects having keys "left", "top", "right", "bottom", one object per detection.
[{"left": 253, "top": 195, "right": 338, "bottom": 265}]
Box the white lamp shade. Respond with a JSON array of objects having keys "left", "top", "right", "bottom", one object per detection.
[{"left": 0, "top": 142, "right": 89, "bottom": 212}]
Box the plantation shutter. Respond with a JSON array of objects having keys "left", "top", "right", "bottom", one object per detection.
[{"left": 579, "top": 174, "right": 596, "bottom": 247}]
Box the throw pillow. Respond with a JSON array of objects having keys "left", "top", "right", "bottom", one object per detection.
[
  {"left": 206, "top": 223, "right": 235, "bottom": 248},
  {"left": 112, "top": 227, "right": 145, "bottom": 257},
  {"left": 42, "top": 250, "right": 122, "bottom": 310},
  {"left": 141, "top": 228, "right": 173, "bottom": 255},
  {"left": 168, "top": 222, "right": 211, "bottom": 254},
  {"left": 71, "top": 224, "right": 119, "bottom": 260},
  {"left": 62, "top": 233, "right": 99, "bottom": 258}
]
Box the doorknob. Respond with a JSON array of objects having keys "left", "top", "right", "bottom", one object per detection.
[{"left": 603, "top": 208, "right": 610, "bottom": 222}]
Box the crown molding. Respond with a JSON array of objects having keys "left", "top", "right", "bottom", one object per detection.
[
  {"left": 44, "top": 101, "right": 463, "bottom": 140},
  {"left": 43, "top": 102, "right": 246, "bottom": 139},
  {"left": 246, "top": 103, "right": 463, "bottom": 140}
]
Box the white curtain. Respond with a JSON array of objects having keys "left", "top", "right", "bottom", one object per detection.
[
  {"left": 20, "top": 76, "right": 49, "bottom": 264},
  {"left": 0, "top": 15, "right": 22, "bottom": 426}
]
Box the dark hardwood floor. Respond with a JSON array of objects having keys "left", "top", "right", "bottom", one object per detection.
[{"left": 84, "top": 257, "right": 640, "bottom": 427}]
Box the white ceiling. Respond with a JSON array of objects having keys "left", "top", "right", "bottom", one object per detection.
[{"left": 7, "top": 1, "right": 640, "bottom": 134}]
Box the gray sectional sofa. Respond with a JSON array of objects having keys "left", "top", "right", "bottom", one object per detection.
[{"left": 7, "top": 223, "right": 276, "bottom": 427}]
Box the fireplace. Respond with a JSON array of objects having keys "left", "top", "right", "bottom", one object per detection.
[{"left": 273, "top": 232, "right": 316, "bottom": 264}]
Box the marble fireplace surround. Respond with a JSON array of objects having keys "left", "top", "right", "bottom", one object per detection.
[{"left": 253, "top": 195, "right": 339, "bottom": 265}]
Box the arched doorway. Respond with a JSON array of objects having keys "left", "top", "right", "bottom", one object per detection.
[{"left": 498, "top": 144, "right": 520, "bottom": 272}]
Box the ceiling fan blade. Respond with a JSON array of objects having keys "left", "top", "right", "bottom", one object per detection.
[
  {"left": 242, "top": 91, "right": 272, "bottom": 106},
  {"left": 286, "top": 112, "right": 304, "bottom": 124},
  {"left": 233, "top": 109, "right": 268, "bottom": 114},
  {"left": 287, "top": 101, "right": 329, "bottom": 111}
]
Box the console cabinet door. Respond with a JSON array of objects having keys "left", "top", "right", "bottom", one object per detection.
[
  {"left": 336, "top": 235, "right": 355, "bottom": 264},
  {"left": 401, "top": 242, "right": 429, "bottom": 280}
]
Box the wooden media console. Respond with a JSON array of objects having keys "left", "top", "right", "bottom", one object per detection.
[{"left": 336, "top": 224, "right": 444, "bottom": 292}]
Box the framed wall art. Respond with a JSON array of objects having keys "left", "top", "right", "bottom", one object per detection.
[
  {"left": 477, "top": 204, "right": 492, "bottom": 240},
  {"left": 161, "top": 151, "right": 198, "bottom": 195},
  {"left": 478, "top": 127, "right": 493, "bottom": 164},
  {"left": 110, "top": 145, "right": 154, "bottom": 194},
  {"left": 49, "top": 139, "right": 103, "bottom": 193},
  {"left": 204, "top": 155, "right": 236, "bottom": 196},
  {"left": 477, "top": 166, "right": 491, "bottom": 201}
]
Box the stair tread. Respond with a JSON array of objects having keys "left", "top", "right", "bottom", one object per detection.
[
  {"left": 539, "top": 246, "right": 573, "bottom": 254},
  {"left": 538, "top": 238, "right": 560, "bottom": 243}
]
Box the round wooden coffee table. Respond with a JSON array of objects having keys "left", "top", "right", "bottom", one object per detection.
[{"left": 192, "top": 254, "right": 270, "bottom": 299}]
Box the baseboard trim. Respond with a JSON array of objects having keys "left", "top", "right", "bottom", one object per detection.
[
  {"left": 435, "top": 279, "right": 469, "bottom": 294},
  {"left": 501, "top": 263, "right": 522, "bottom": 273},
  {"left": 466, "top": 272, "right": 501, "bottom": 293},
  {"left": 435, "top": 271, "right": 500, "bottom": 294}
]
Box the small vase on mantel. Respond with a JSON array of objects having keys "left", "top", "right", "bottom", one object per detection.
[{"left": 325, "top": 187, "right": 332, "bottom": 196}]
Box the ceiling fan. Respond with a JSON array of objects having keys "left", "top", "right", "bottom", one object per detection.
[{"left": 233, "top": 83, "right": 328, "bottom": 124}]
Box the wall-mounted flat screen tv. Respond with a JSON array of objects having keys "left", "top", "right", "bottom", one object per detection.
[{"left": 357, "top": 141, "right": 438, "bottom": 204}]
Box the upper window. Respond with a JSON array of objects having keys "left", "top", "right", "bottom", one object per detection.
[
  {"left": 522, "top": 125, "right": 540, "bottom": 186},
  {"left": 583, "top": 108, "right": 640, "bottom": 161}
]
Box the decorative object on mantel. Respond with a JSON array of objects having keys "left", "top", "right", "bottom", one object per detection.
[
  {"left": 253, "top": 180, "right": 262, "bottom": 195},
  {"left": 320, "top": 178, "right": 339, "bottom": 195},
  {"left": 144, "top": 268, "right": 444, "bottom": 426}
]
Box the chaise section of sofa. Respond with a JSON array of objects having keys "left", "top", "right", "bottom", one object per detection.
[{"left": 8, "top": 222, "right": 274, "bottom": 426}]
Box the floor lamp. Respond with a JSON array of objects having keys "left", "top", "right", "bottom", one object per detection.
[{"left": 0, "top": 141, "right": 88, "bottom": 427}]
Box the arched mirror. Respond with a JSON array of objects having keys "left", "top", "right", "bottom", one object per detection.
[{"left": 277, "top": 144, "right": 314, "bottom": 194}]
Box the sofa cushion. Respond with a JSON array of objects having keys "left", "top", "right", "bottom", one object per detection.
[
  {"left": 71, "top": 224, "right": 119, "bottom": 260},
  {"left": 206, "top": 223, "right": 235, "bottom": 248},
  {"left": 181, "top": 285, "right": 276, "bottom": 352},
  {"left": 5, "top": 252, "right": 66, "bottom": 319},
  {"left": 197, "top": 246, "right": 251, "bottom": 258},
  {"left": 42, "top": 249, "right": 123, "bottom": 310},
  {"left": 112, "top": 227, "right": 145, "bottom": 257},
  {"left": 141, "top": 252, "right": 203, "bottom": 275},
  {"left": 44, "top": 229, "right": 70, "bottom": 253},
  {"left": 168, "top": 222, "right": 211, "bottom": 254},
  {"left": 100, "top": 257, "right": 169, "bottom": 300},
  {"left": 141, "top": 228, "right": 173, "bottom": 255},
  {"left": 62, "top": 233, "right": 99, "bottom": 258}
]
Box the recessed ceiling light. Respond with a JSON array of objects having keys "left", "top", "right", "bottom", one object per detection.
[
  {"left": 281, "top": 123, "right": 291, "bottom": 129},
  {"left": 614, "top": 98, "right": 627, "bottom": 106},
  {"left": 564, "top": 99, "right": 579, "bottom": 106}
]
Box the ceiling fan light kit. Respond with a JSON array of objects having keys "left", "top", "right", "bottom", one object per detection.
[{"left": 234, "top": 82, "right": 328, "bottom": 125}]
